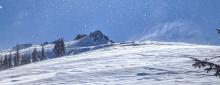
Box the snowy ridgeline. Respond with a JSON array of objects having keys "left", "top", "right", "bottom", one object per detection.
[
  {"left": 0, "top": 30, "right": 114, "bottom": 58},
  {"left": 0, "top": 41, "right": 220, "bottom": 85},
  {"left": 1, "top": 30, "right": 220, "bottom": 84}
]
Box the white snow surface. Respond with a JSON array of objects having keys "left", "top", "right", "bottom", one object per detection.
[{"left": 0, "top": 41, "right": 220, "bottom": 85}]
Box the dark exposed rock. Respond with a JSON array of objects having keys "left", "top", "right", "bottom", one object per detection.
[
  {"left": 89, "top": 30, "right": 110, "bottom": 42},
  {"left": 41, "top": 42, "right": 49, "bottom": 46},
  {"left": 72, "top": 30, "right": 114, "bottom": 47},
  {"left": 74, "top": 34, "right": 88, "bottom": 40}
]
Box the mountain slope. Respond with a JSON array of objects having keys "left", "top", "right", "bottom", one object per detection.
[
  {"left": 0, "top": 42, "right": 220, "bottom": 85},
  {"left": 0, "top": 30, "right": 114, "bottom": 58}
]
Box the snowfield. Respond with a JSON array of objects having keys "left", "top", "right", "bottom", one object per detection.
[{"left": 0, "top": 42, "right": 220, "bottom": 85}]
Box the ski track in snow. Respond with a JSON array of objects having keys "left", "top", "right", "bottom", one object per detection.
[{"left": 0, "top": 42, "right": 220, "bottom": 85}]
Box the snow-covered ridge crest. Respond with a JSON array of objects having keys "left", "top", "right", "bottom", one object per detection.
[
  {"left": 71, "top": 30, "right": 114, "bottom": 47},
  {"left": 0, "top": 30, "right": 115, "bottom": 58}
]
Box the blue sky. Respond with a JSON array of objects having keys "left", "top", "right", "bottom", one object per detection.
[{"left": 0, "top": 0, "right": 220, "bottom": 48}]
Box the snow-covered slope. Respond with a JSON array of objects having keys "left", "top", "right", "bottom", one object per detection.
[
  {"left": 0, "top": 41, "right": 220, "bottom": 85},
  {"left": 0, "top": 30, "right": 114, "bottom": 58}
]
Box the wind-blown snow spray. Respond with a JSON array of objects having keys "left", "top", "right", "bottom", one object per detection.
[{"left": 137, "top": 20, "right": 208, "bottom": 44}]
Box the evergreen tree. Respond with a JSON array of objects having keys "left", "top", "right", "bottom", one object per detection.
[
  {"left": 3, "top": 55, "right": 8, "bottom": 68},
  {"left": 26, "top": 53, "right": 32, "bottom": 64},
  {"left": 53, "top": 38, "right": 65, "bottom": 57},
  {"left": 23, "top": 53, "right": 29, "bottom": 64},
  {"left": 41, "top": 46, "right": 47, "bottom": 60},
  {"left": 60, "top": 38, "right": 65, "bottom": 56},
  {"left": 13, "top": 55, "right": 19, "bottom": 67},
  {"left": 7, "top": 55, "right": 11, "bottom": 68},
  {"left": 0, "top": 56, "right": 4, "bottom": 70},
  {"left": 0, "top": 56, "right": 3, "bottom": 69},
  {"left": 9, "top": 52, "right": 13, "bottom": 68},
  {"left": 20, "top": 55, "right": 25, "bottom": 65},
  {"left": 2, "top": 55, "right": 5, "bottom": 68},
  {"left": 32, "top": 47, "right": 39, "bottom": 62},
  {"left": 14, "top": 45, "right": 20, "bottom": 66},
  {"left": 191, "top": 29, "right": 220, "bottom": 78},
  {"left": 27, "top": 54, "right": 32, "bottom": 64}
]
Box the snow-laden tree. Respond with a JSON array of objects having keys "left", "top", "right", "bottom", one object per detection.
[
  {"left": 53, "top": 38, "right": 65, "bottom": 57},
  {"left": 192, "top": 29, "right": 220, "bottom": 78},
  {"left": 14, "top": 45, "right": 20, "bottom": 66},
  {"left": 41, "top": 46, "right": 47, "bottom": 60},
  {"left": 32, "top": 47, "right": 40, "bottom": 62},
  {"left": 8, "top": 52, "right": 13, "bottom": 68}
]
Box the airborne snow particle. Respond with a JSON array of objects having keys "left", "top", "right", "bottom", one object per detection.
[{"left": 0, "top": 5, "right": 2, "bottom": 9}]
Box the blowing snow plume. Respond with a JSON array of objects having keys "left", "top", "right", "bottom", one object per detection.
[{"left": 138, "top": 20, "right": 218, "bottom": 44}]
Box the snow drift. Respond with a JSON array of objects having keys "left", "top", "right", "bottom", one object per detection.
[{"left": 0, "top": 41, "right": 220, "bottom": 85}]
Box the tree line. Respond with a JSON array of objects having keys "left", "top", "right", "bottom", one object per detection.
[
  {"left": 0, "top": 46, "right": 47, "bottom": 70},
  {"left": 0, "top": 38, "right": 65, "bottom": 70}
]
